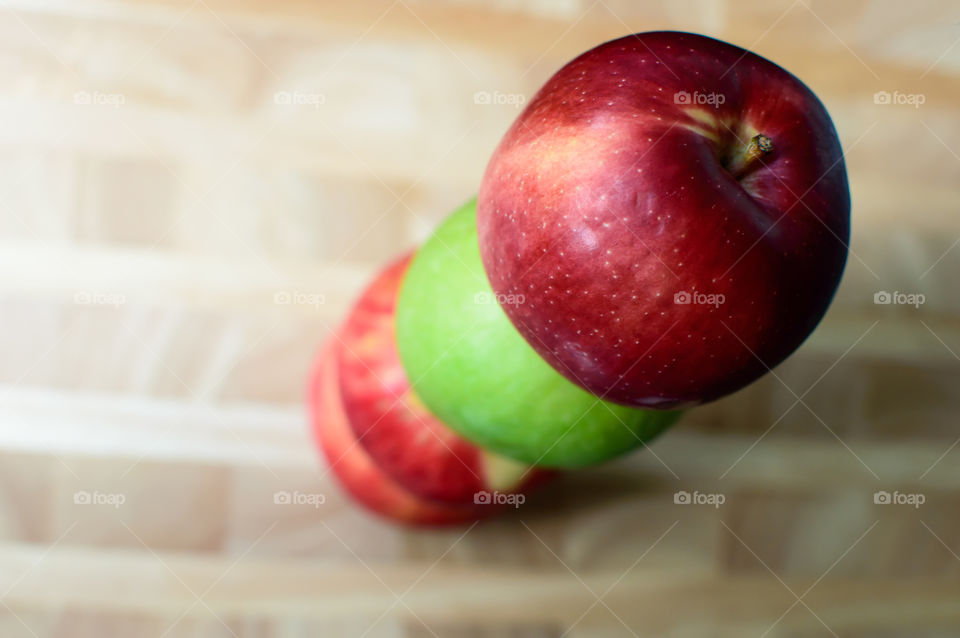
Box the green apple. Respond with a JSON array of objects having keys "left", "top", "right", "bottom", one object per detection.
[{"left": 395, "top": 199, "right": 680, "bottom": 468}]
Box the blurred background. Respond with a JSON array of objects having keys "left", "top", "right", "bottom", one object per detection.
[{"left": 1, "top": 0, "right": 959, "bottom": 636}]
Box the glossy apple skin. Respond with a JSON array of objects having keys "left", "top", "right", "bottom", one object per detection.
[
  {"left": 308, "top": 340, "right": 489, "bottom": 526},
  {"left": 338, "top": 255, "right": 548, "bottom": 504},
  {"left": 477, "top": 31, "right": 850, "bottom": 408},
  {"left": 396, "top": 200, "right": 679, "bottom": 468}
]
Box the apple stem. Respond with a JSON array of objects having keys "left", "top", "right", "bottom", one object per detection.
[{"left": 726, "top": 134, "right": 773, "bottom": 179}]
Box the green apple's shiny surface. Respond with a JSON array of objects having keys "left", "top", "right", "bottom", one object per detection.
[{"left": 396, "top": 199, "right": 680, "bottom": 468}]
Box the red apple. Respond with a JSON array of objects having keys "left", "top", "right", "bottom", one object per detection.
[
  {"left": 478, "top": 31, "right": 850, "bottom": 408},
  {"left": 308, "top": 339, "right": 485, "bottom": 525},
  {"left": 338, "top": 255, "right": 550, "bottom": 505}
]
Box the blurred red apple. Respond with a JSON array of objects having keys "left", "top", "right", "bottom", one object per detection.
[
  {"left": 338, "top": 255, "right": 550, "bottom": 505},
  {"left": 478, "top": 31, "right": 850, "bottom": 409},
  {"left": 308, "top": 340, "right": 485, "bottom": 525}
]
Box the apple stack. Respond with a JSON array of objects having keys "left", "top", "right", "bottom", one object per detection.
[{"left": 308, "top": 31, "right": 850, "bottom": 525}]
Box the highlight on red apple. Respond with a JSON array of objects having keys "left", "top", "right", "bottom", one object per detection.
[{"left": 477, "top": 31, "right": 850, "bottom": 409}]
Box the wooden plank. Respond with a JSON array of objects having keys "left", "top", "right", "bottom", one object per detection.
[
  {"left": 0, "top": 387, "right": 315, "bottom": 467},
  {"left": 0, "top": 542, "right": 957, "bottom": 632},
  {"left": 0, "top": 386, "right": 956, "bottom": 490},
  {"left": 0, "top": 239, "right": 373, "bottom": 316}
]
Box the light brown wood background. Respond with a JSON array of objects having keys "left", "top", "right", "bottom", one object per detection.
[{"left": 1, "top": 0, "right": 959, "bottom": 636}]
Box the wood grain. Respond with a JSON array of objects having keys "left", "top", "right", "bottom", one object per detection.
[{"left": 0, "top": 0, "right": 958, "bottom": 635}]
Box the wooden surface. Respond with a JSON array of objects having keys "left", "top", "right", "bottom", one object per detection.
[{"left": 1, "top": 0, "right": 959, "bottom": 635}]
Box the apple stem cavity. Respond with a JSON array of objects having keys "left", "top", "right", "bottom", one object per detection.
[{"left": 726, "top": 134, "right": 773, "bottom": 180}]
